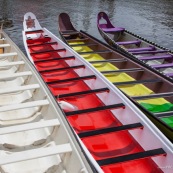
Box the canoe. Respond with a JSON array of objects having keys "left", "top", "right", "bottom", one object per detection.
[
  {"left": 23, "top": 12, "right": 173, "bottom": 173},
  {"left": 97, "top": 12, "right": 173, "bottom": 80},
  {"left": 0, "top": 30, "right": 94, "bottom": 173},
  {"left": 58, "top": 12, "right": 173, "bottom": 142}
]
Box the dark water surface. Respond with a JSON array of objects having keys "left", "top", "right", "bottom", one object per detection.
[{"left": 1, "top": 0, "right": 173, "bottom": 52}]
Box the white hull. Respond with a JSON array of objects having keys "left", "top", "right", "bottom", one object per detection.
[{"left": 0, "top": 30, "right": 93, "bottom": 173}]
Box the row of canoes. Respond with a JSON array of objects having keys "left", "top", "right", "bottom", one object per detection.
[
  {"left": 0, "top": 11, "right": 173, "bottom": 173},
  {"left": 19, "top": 12, "right": 173, "bottom": 173},
  {"left": 58, "top": 13, "right": 173, "bottom": 142}
]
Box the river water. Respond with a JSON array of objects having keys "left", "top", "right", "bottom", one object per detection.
[{"left": 1, "top": 0, "right": 173, "bottom": 52}]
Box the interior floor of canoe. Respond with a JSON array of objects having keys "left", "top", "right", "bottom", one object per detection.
[{"left": 26, "top": 34, "right": 163, "bottom": 173}]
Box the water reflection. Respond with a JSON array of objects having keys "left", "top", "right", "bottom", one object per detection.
[
  {"left": 1, "top": 0, "right": 173, "bottom": 52},
  {"left": 0, "top": 0, "right": 13, "bottom": 27}
]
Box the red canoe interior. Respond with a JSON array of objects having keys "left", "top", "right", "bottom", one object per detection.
[{"left": 25, "top": 32, "right": 163, "bottom": 173}]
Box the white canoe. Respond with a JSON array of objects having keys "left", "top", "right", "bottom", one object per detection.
[
  {"left": 22, "top": 12, "right": 173, "bottom": 173},
  {"left": 0, "top": 30, "right": 93, "bottom": 173}
]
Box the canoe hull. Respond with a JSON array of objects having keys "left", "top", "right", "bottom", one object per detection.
[{"left": 58, "top": 13, "right": 173, "bottom": 142}]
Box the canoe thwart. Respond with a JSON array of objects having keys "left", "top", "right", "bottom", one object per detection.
[
  {"left": 58, "top": 88, "right": 110, "bottom": 98},
  {"left": 70, "top": 43, "right": 98, "bottom": 47},
  {"left": 0, "top": 71, "right": 32, "bottom": 80},
  {"left": 0, "top": 84, "right": 40, "bottom": 95},
  {"left": 28, "top": 42, "right": 57, "bottom": 47},
  {"left": 0, "top": 61, "right": 25, "bottom": 67},
  {"left": 78, "top": 122, "right": 143, "bottom": 138},
  {"left": 34, "top": 55, "right": 75, "bottom": 63},
  {"left": 117, "top": 40, "right": 141, "bottom": 46},
  {"left": 139, "top": 54, "right": 173, "bottom": 61},
  {"left": 0, "top": 52, "right": 17, "bottom": 58},
  {"left": 61, "top": 30, "right": 77, "bottom": 33},
  {"left": 97, "top": 148, "right": 166, "bottom": 166},
  {"left": 132, "top": 50, "right": 168, "bottom": 55},
  {"left": 78, "top": 50, "right": 111, "bottom": 55},
  {"left": 0, "top": 100, "right": 49, "bottom": 112},
  {"left": 65, "top": 103, "right": 125, "bottom": 116},
  {"left": 166, "top": 73, "right": 173, "bottom": 77},
  {"left": 61, "top": 31, "right": 80, "bottom": 35},
  {"left": 151, "top": 63, "right": 173, "bottom": 69},
  {"left": 113, "top": 79, "right": 162, "bottom": 86},
  {"left": 47, "top": 75, "right": 96, "bottom": 84},
  {"left": 0, "top": 44, "right": 10, "bottom": 48},
  {"left": 101, "top": 68, "right": 143, "bottom": 74},
  {"left": 154, "top": 111, "right": 173, "bottom": 118},
  {"left": 67, "top": 38, "right": 89, "bottom": 42},
  {"left": 30, "top": 48, "right": 66, "bottom": 55},
  {"left": 132, "top": 92, "right": 173, "bottom": 100},
  {"left": 89, "top": 58, "right": 127, "bottom": 64},
  {"left": 102, "top": 27, "right": 125, "bottom": 33},
  {"left": 0, "top": 143, "right": 72, "bottom": 165},
  {"left": 39, "top": 65, "right": 85, "bottom": 73},
  {"left": 128, "top": 46, "right": 156, "bottom": 52},
  {"left": 0, "top": 119, "right": 60, "bottom": 135},
  {"left": 25, "top": 29, "right": 43, "bottom": 34}
]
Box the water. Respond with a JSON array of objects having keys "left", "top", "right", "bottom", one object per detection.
[{"left": 1, "top": 0, "right": 173, "bottom": 53}]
